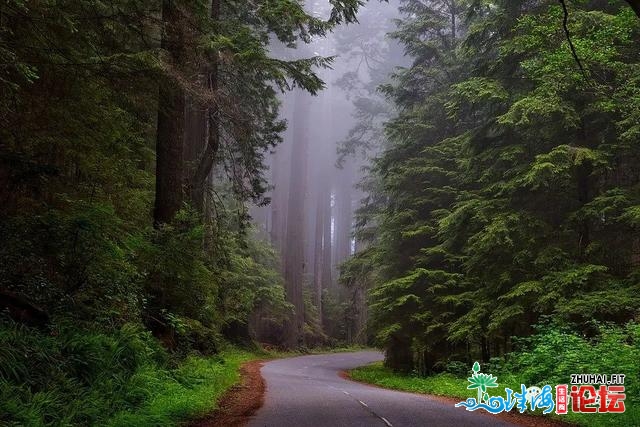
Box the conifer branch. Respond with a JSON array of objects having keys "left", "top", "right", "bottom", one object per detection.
[{"left": 558, "top": 0, "right": 590, "bottom": 82}]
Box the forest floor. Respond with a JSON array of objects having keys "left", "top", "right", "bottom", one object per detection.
[
  {"left": 188, "top": 359, "right": 266, "bottom": 427},
  {"left": 105, "top": 349, "right": 263, "bottom": 426}
]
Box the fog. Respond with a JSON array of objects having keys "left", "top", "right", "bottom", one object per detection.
[{"left": 251, "top": 0, "right": 407, "bottom": 343}]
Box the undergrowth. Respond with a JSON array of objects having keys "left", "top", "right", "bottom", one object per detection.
[
  {"left": 350, "top": 322, "right": 640, "bottom": 427},
  {"left": 0, "top": 320, "right": 258, "bottom": 426}
]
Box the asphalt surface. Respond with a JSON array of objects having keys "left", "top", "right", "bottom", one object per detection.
[{"left": 248, "top": 351, "right": 516, "bottom": 427}]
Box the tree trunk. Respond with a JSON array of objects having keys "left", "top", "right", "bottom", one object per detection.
[
  {"left": 312, "top": 177, "right": 333, "bottom": 325},
  {"left": 334, "top": 161, "right": 354, "bottom": 270},
  {"left": 189, "top": 0, "right": 220, "bottom": 208},
  {"left": 313, "top": 185, "right": 326, "bottom": 323},
  {"left": 481, "top": 335, "right": 491, "bottom": 363},
  {"left": 353, "top": 286, "right": 367, "bottom": 344},
  {"left": 268, "top": 93, "right": 293, "bottom": 257},
  {"left": 321, "top": 185, "right": 332, "bottom": 293},
  {"left": 385, "top": 335, "right": 413, "bottom": 373},
  {"left": 283, "top": 89, "right": 310, "bottom": 348},
  {"left": 154, "top": 0, "right": 186, "bottom": 226},
  {"left": 184, "top": 94, "right": 207, "bottom": 204}
]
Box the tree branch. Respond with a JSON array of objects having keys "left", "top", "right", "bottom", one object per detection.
[{"left": 558, "top": 0, "right": 590, "bottom": 82}]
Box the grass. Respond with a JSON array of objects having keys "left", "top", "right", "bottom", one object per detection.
[
  {"left": 308, "top": 344, "right": 372, "bottom": 354},
  {"left": 350, "top": 362, "right": 471, "bottom": 397},
  {"left": 108, "top": 345, "right": 374, "bottom": 425},
  {"left": 0, "top": 317, "right": 377, "bottom": 427},
  {"left": 349, "top": 362, "right": 640, "bottom": 427},
  {"left": 0, "top": 321, "right": 279, "bottom": 427},
  {"left": 106, "top": 349, "right": 258, "bottom": 426}
]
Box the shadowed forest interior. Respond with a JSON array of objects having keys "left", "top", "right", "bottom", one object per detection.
[{"left": 1, "top": 0, "right": 640, "bottom": 425}]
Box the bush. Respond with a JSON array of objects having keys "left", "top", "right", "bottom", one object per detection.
[
  {"left": 504, "top": 322, "right": 640, "bottom": 403},
  {"left": 173, "top": 317, "right": 220, "bottom": 356},
  {"left": 0, "top": 319, "right": 256, "bottom": 426},
  {"left": 0, "top": 320, "right": 164, "bottom": 425},
  {"left": 0, "top": 204, "right": 143, "bottom": 324},
  {"left": 444, "top": 360, "right": 469, "bottom": 377}
]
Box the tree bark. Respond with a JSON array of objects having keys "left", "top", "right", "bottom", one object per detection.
[
  {"left": 334, "top": 161, "right": 354, "bottom": 270},
  {"left": 353, "top": 286, "right": 368, "bottom": 344},
  {"left": 313, "top": 178, "right": 333, "bottom": 324},
  {"left": 268, "top": 98, "right": 292, "bottom": 263},
  {"left": 283, "top": 89, "right": 310, "bottom": 348},
  {"left": 154, "top": 0, "right": 186, "bottom": 226},
  {"left": 321, "top": 184, "right": 333, "bottom": 293},
  {"left": 385, "top": 335, "right": 413, "bottom": 373},
  {"left": 184, "top": 94, "right": 207, "bottom": 203},
  {"left": 189, "top": 0, "right": 221, "bottom": 208},
  {"left": 190, "top": 110, "right": 219, "bottom": 206},
  {"left": 313, "top": 187, "right": 325, "bottom": 321}
]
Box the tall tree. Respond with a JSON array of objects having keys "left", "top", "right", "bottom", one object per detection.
[
  {"left": 357, "top": 0, "right": 640, "bottom": 373},
  {"left": 334, "top": 161, "right": 355, "bottom": 269},
  {"left": 153, "top": 0, "right": 367, "bottom": 225},
  {"left": 312, "top": 167, "right": 333, "bottom": 322},
  {"left": 154, "top": 0, "right": 187, "bottom": 225},
  {"left": 187, "top": 0, "right": 221, "bottom": 209},
  {"left": 283, "top": 89, "right": 311, "bottom": 347}
]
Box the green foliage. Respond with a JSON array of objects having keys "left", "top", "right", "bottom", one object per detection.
[
  {"left": 506, "top": 322, "right": 640, "bottom": 403},
  {"left": 503, "top": 322, "right": 640, "bottom": 426},
  {"left": 0, "top": 320, "right": 162, "bottom": 425},
  {"left": 106, "top": 350, "right": 257, "bottom": 427},
  {"left": 354, "top": 0, "right": 640, "bottom": 374},
  {"left": 349, "top": 362, "right": 473, "bottom": 397},
  {"left": 0, "top": 319, "right": 259, "bottom": 426},
  {"left": 352, "top": 322, "right": 640, "bottom": 426},
  {"left": 140, "top": 209, "right": 218, "bottom": 330},
  {"left": 320, "top": 289, "right": 351, "bottom": 345},
  {"left": 0, "top": 203, "right": 144, "bottom": 323},
  {"left": 0, "top": 0, "right": 363, "bottom": 423}
]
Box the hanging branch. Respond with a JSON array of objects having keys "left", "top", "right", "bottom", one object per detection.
[{"left": 558, "top": 0, "right": 590, "bottom": 82}]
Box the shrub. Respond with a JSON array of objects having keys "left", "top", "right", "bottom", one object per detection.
[{"left": 504, "top": 322, "right": 640, "bottom": 403}]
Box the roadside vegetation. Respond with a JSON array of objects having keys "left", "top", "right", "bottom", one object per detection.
[
  {"left": 342, "top": 0, "right": 640, "bottom": 376},
  {"left": 3, "top": 0, "right": 640, "bottom": 425},
  {"left": 0, "top": 320, "right": 269, "bottom": 426},
  {"left": 350, "top": 322, "right": 640, "bottom": 427},
  {"left": 0, "top": 0, "right": 366, "bottom": 425}
]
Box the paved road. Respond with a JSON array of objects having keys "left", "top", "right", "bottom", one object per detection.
[{"left": 248, "top": 351, "right": 516, "bottom": 427}]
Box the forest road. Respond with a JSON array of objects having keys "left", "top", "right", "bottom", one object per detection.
[{"left": 247, "top": 351, "right": 516, "bottom": 427}]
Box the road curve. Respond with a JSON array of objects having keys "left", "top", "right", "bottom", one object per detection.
[{"left": 248, "top": 351, "right": 516, "bottom": 427}]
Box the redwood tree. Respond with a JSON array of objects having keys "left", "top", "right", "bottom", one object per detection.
[{"left": 154, "top": 0, "right": 186, "bottom": 226}]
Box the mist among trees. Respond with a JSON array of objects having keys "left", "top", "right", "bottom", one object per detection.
[{"left": 1, "top": 0, "right": 640, "bottom": 425}]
